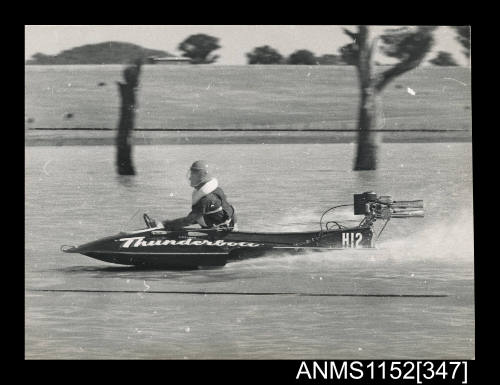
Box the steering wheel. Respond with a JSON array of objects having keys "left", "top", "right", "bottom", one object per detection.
[{"left": 143, "top": 213, "right": 156, "bottom": 228}]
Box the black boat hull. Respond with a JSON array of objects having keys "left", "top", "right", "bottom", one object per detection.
[{"left": 64, "top": 226, "right": 374, "bottom": 269}]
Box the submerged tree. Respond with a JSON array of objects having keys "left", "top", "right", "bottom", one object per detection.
[
  {"left": 345, "top": 26, "right": 436, "bottom": 170},
  {"left": 116, "top": 59, "right": 142, "bottom": 175}
]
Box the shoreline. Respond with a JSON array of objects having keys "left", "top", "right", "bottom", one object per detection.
[{"left": 25, "top": 130, "right": 472, "bottom": 146}]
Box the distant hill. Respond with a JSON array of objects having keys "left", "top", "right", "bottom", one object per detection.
[{"left": 26, "top": 41, "right": 172, "bottom": 65}]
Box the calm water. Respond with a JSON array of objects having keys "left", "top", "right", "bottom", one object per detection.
[{"left": 25, "top": 143, "right": 474, "bottom": 359}]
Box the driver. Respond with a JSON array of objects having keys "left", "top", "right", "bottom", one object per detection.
[{"left": 160, "top": 160, "right": 237, "bottom": 231}]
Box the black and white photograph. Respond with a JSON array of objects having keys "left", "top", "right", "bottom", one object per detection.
[{"left": 25, "top": 25, "right": 473, "bottom": 365}]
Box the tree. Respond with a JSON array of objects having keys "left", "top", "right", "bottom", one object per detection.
[
  {"left": 287, "top": 49, "right": 316, "bottom": 65},
  {"left": 453, "top": 26, "right": 471, "bottom": 58},
  {"left": 339, "top": 42, "right": 358, "bottom": 65},
  {"left": 116, "top": 59, "right": 142, "bottom": 175},
  {"left": 344, "top": 26, "right": 436, "bottom": 170},
  {"left": 316, "top": 54, "right": 344, "bottom": 65},
  {"left": 178, "top": 34, "right": 220, "bottom": 64},
  {"left": 246, "top": 45, "right": 284, "bottom": 64},
  {"left": 429, "top": 51, "right": 458, "bottom": 66}
]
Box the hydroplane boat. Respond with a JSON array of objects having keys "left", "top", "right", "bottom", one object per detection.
[{"left": 62, "top": 192, "right": 424, "bottom": 269}]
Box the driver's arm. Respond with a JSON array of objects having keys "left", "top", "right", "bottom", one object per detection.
[{"left": 161, "top": 211, "right": 200, "bottom": 230}]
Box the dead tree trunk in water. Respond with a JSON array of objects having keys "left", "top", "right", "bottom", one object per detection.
[
  {"left": 355, "top": 89, "right": 383, "bottom": 170},
  {"left": 353, "top": 26, "right": 381, "bottom": 170},
  {"left": 116, "top": 60, "right": 141, "bottom": 175},
  {"left": 346, "top": 26, "right": 435, "bottom": 170}
]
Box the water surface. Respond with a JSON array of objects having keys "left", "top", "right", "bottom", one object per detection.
[{"left": 25, "top": 143, "right": 474, "bottom": 359}]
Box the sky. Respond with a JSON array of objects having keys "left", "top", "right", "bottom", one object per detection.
[{"left": 25, "top": 25, "right": 469, "bottom": 66}]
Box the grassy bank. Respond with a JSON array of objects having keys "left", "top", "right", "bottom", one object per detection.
[{"left": 25, "top": 128, "right": 471, "bottom": 146}]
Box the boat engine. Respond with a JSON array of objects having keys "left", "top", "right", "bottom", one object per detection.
[
  {"left": 354, "top": 191, "right": 424, "bottom": 219},
  {"left": 353, "top": 191, "right": 424, "bottom": 241},
  {"left": 319, "top": 191, "right": 424, "bottom": 238}
]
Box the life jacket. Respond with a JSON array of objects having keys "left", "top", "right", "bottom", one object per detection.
[{"left": 192, "top": 178, "right": 235, "bottom": 229}]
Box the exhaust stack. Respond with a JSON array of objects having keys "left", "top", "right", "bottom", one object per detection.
[
  {"left": 388, "top": 200, "right": 424, "bottom": 218},
  {"left": 354, "top": 192, "right": 424, "bottom": 219}
]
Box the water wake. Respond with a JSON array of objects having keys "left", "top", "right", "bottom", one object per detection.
[
  {"left": 231, "top": 207, "right": 474, "bottom": 271},
  {"left": 377, "top": 207, "right": 474, "bottom": 264}
]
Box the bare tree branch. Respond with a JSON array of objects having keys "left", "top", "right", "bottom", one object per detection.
[
  {"left": 375, "top": 27, "right": 435, "bottom": 92},
  {"left": 452, "top": 26, "right": 471, "bottom": 58},
  {"left": 375, "top": 56, "right": 424, "bottom": 92},
  {"left": 343, "top": 28, "right": 358, "bottom": 42}
]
